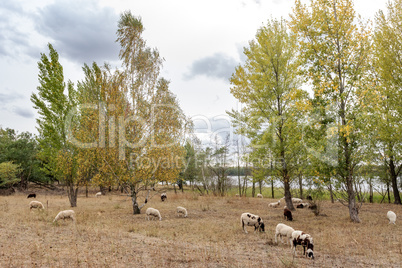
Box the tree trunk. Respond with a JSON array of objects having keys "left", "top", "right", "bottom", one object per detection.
[
  {"left": 85, "top": 185, "right": 88, "bottom": 198},
  {"left": 284, "top": 177, "right": 295, "bottom": 210},
  {"left": 298, "top": 174, "right": 303, "bottom": 199},
  {"left": 389, "top": 158, "right": 401, "bottom": 204},
  {"left": 259, "top": 180, "right": 262, "bottom": 194},
  {"left": 131, "top": 191, "right": 141, "bottom": 215},
  {"left": 346, "top": 177, "right": 360, "bottom": 223},
  {"left": 252, "top": 181, "right": 255, "bottom": 197},
  {"left": 271, "top": 178, "right": 274, "bottom": 199},
  {"left": 369, "top": 178, "right": 373, "bottom": 203},
  {"left": 67, "top": 184, "right": 78, "bottom": 207},
  {"left": 328, "top": 179, "right": 334, "bottom": 203},
  {"left": 387, "top": 182, "right": 391, "bottom": 204}
]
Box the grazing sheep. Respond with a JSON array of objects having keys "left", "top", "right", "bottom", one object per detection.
[
  {"left": 297, "top": 203, "right": 310, "bottom": 209},
  {"left": 53, "top": 210, "right": 76, "bottom": 223},
  {"left": 177, "top": 206, "right": 188, "bottom": 217},
  {"left": 291, "top": 230, "right": 314, "bottom": 259},
  {"left": 240, "top": 212, "right": 265, "bottom": 233},
  {"left": 161, "top": 193, "right": 167, "bottom": 202},
  {"left": 268, "top": 200, "right": 281, "bottom": 208},
  {"left": 275, "top": 223, "right": 295, "bottom": 245},
  {"left": 27, "top": 193, "right": 36, "bottom": 198},
  {"left": 235, "top": 194, "right": 240, "bottom": 197},
  {"left": 146, "top": 207, "right": 162, "bottom": 221},
  {"left": 29, "top": 201, "right": 44, "bottom": 210},
  {"left": 284, "top": 207, "right": 293, "bottom": 221},
  {"left": 257, "top": 193, "right": 263, "bottom": 198},
  {"left": 307, "top": 195, "right": 313, "bottom": 201},
  {"left": 95, "top": 192, "right": 102, "bottom": 197},
  {"left": 292, "top": 198, "right": 303, "bottom": 203},
  {"left": 387, "top": 211, "right": 397, "bottom": 224}
]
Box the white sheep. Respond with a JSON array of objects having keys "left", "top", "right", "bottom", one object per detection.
[
  {"left": 235, "top": 194, "right": 240, "bottom": 197},
  {"left": 268, "top": 200, "right": 281, "bottom": 208},
  {"left": 146, "top": 207, "right": 162, "bottom": 221},
  {"left": 177, "top": 206, "right": 188, "bottom": 218},
  {"left": 257, "top": 193, "right": 263, "bottom": 198},
  {"left": 387, "top": 211, "right": 396, "bottom": 224},
  {"left": 95, "top": 192, "right": 102, "bottom": 197},
  {"left": 53, "top": 210, "right": 76, "bottom": 223},
  {"left": 291, "top": 230, "right": 314, "bottom": 259},
  {"left": 240, "top": 212, "right": 265, "bottom": 233},
  {"left": 29, "top": 201, "right": 45, "bottom": 210},
  {"left": 292, "top": 198, "right": 303, "bottom": 203},
  {"left": 275, "top": 223, "right": 295, "bottom": 245}
]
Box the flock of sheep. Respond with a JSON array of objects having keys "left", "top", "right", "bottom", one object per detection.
[
  {"left": 27, "top": 190, "right": 397, "bottom": 260},
  {"left": 241, "top": 194, "right": 398, "bottom": 260}
]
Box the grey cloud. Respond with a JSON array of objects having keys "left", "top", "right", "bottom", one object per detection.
[
  {"left": 13, "top": 106, "right": 34, "bottom": 118},
  {"left": 0, "top": 92, "right": 24, "bottom": 105},
  {"left": 34, "top": 0, "right": 120, "bottom": 65},
  {"left": 184, "top": 53, "right": 237, "bottom": 82}
]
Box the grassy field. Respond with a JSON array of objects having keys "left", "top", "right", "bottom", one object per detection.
[{"left": 0, "top": 189, "right": 401, "bottom": 267}]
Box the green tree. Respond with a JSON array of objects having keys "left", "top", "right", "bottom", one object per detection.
[
  {"left": 228, "top": 18, "right": 307, "bottom": 210},
  {"left": 31, "top": 43, "right": 80, "bottom": 207},
  {"left": 372, "top": 0, "right": 402, "bottom": 204},
  {"left": 0, "top": 161, "right": 21, "bottom": 188},
  {"left": 290, "top": 0, "right": 372, "bottom": 222}
]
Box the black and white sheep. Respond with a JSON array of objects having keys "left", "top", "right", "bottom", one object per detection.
[
  {"left": 29, "top": 200, "right": 44, "bottom": 210},
  {"left": 27, "top": 193, "right": 36, "bottom": 198},
  {"left": 240, "top": 212, "right": 265, "bottom": 233},
  {"left": 177, "top": 206, "right": 188, "bottom": 217},
  {"left": 161, "top": 193, "right": 167, "bottom": 202},
  {"left": 53, "top": 210, "right": 76, "bottom": 223},
  {"left": 291, "top": 230, "right": 314, "bottom": 259},
  {"left": 284, "top": 207, "right": 293, "bottom": 221},
  {"left": 275, "top": 223, "right": 295, "bottom": 245},
  {"left": 146, "top": 207, "right": 162, "bottom": 221},
  {"left": 296, "top": 203, "right": 310, "bottom": 209},
  {"left": 268, "top": 200, "right": 281, "bottom": 208},
  {"left": 387, "top": 211, "right": 396, "bottom": 224}
]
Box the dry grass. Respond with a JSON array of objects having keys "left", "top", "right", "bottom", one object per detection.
[{"left": 0, "top": 190, "right": 401, "bottom": 267}]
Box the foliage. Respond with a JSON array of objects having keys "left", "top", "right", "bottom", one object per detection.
[
  {"left": 290, "top": 0, "right": 373, "bottom": 222},
  {"left": 228, "top": 18, "right": 307, "bottom": 209},
  {"left": 0, "top": 161, "right": 21, "bottom": 188}
]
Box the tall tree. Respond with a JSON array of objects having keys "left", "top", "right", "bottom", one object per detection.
[
  {"left": 290, "top": 0, "right": 372, "bottom": 222},
  {"left": 372, "top": 0, "right": 402, "bottom": 204},
  {"left": 31, "top": 43, "right": 81, "bottom": 207},
  {"left": 228, "top": 18, "right": 307, "bottom": 210}
]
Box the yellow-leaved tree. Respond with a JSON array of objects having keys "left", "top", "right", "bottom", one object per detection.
[{"left": 290, "top": 0, "right": 373, "bottom": 222}]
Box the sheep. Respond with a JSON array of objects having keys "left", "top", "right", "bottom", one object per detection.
[
  {"left": 27, "top": 193, "right": 36, "bottom": 198},
  {"left": 53, "top": 210, "right": 76, "bottom": 223},
  {"left": 291, "top": 230, "right": 314, "bottom": 259},
  {"left": 161, "top": 193, "right": 167, "bottom": 202},
  {"left": 292, "top": 198, "right": 303, "bottom": 203},
  {"left": 95, "top": 192, "right": 102, "bottom": 197},
  {"left": 146, "top": 207, "right": 162, "bottom": 221},
  {"left": 387, "top": 211, "right": 397, "bottom": 224},
  {"left": 275, "top": 223, "right": 295, "bottom": 245},
  {"left": 307, "top": 195, "right": 313, "bottom": 201},
  {"left": 29, "top": 201, "right": 44, "bottom": 210},
  {"left": 240, "top": 212, "right": 265, "bottom": 233},
  {"left": 284, "top": 207, "right": 293, "bottom": 221},
  {"left": 297, "top": 203, "right": 310, "bottom": 209},
  {"left": 235, "top": 194, "right": 240, "bottom": 197},
  {"left": 177, "top": 206, "right": 188, "bottom": 218},
  {"left": 268, "top": 200, "right": 281, "bottom": 208},
  {"left": 257, "top": 193, "right": 263, "bottom": 198}
]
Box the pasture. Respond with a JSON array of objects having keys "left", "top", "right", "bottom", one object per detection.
[{"left": 0, "top": 190, "right": 401, "bottom": 267}]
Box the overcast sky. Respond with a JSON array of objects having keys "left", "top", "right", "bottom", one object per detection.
[{"left": 0, "top": 0, "right": 387, "bottom": 145}]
